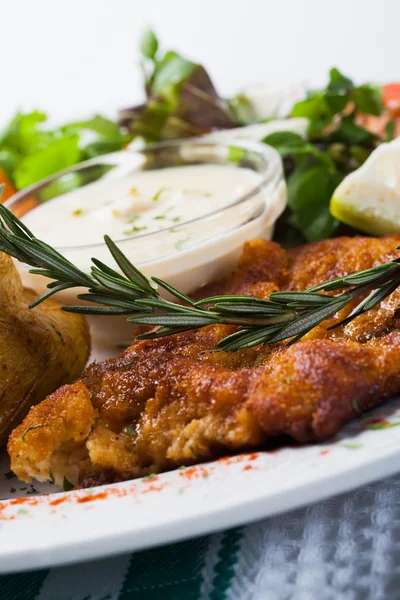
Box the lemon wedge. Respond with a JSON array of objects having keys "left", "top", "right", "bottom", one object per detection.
[{"left": 330, "top": 138, "right": 400, "bottom": 235}]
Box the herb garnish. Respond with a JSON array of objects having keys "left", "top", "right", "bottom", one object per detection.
[
  {"left": 21, "top": 423, "right": 43, "bottom": 441},
  {"left": 365, "top": 421, "right": 400, "bottom": 431},
  {"left": 123, "top": 225, "right": 147, "bottom": 236},
  {"left": 119, "top": 30, "right": 235, "bottom": 141},
  {"left": 63, "top": 476, "right": 74, "bottom": 491},
  {"left": 0, "top": 112, "right": 131, "bottom": 191},
  {"left": 342, "top": 442, "right": 362, "bottom": 449},
  {"left": 1, "top": 204, "right": 400, "bottom": 351},
  {"left": 49, "top": 468, "right": 55, "bottom": 484},
  {"left": 4, "top": 471, "right": 15, "bottom": 480},
  {"left": 152, "top": 188, "right": 166, "bottom": 202}
]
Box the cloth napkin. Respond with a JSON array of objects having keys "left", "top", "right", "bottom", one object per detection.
[{"left": 2, "top": 473, "right": 400, "bottom": 600}]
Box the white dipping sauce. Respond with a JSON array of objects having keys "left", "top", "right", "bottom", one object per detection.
[
  {"left": 17, "top": 157, "right": 286, "bottom": 347},
  {"left": 22, "top": 165, "right": 263, "bottom": 248}
]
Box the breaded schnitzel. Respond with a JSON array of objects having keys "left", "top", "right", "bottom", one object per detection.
[{"left": 8, "top": 236, "right": 400, "bottom": 487}]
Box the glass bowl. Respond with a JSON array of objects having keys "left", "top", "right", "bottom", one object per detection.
[{"left": 6, "top": 139, "right": 286, "bottom": 347}]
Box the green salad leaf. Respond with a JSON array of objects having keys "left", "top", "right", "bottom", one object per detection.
[
  {"left": 119, "top": 29, "right": 236, "bottom": 141},
  {"left": 14, "top": 135, "right": 81, "bottom": 189},
  {"left": 267, "top": 68, "right": 389, "bottom": 245},
  {"left": 0, "top": 112, "right": 131, "bottom": 190}
]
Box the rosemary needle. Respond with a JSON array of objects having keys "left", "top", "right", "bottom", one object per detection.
[{"left": 0, "top": 202, "right": 399, "bottom": 351}]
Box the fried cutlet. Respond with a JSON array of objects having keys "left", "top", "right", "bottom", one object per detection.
[{"left": 8, "top": 236, "right": 400, "bottom": 487}]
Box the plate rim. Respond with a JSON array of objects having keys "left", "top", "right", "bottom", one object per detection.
[{"left": 1, "top": 420, "right": 400, "bottom": 574}]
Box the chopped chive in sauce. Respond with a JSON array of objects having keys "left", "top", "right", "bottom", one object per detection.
[
  {"left": 22, "top": 424, "right": 43, "bottom": 441},
  {"left": 130, "top": 187, "right": 138, "bottom": 196},
  {"left": 152, "top": 187, "right": 166, "bottom": 202},
  {"left": 123, "top": 225, "right": 148, "bottom": 236},
  {"left": 172, "top": 216, "right": 181, "bottom": 222},
  {"left": 18, "top": 509, "right": 28, "bottom": 515},
  {"left": 154, "top": 215, "right": 166, "bottom": 220},
  {"left": 144, "top": 473, "right": 157, "bottom": 481},
  {"left": 72, "top": 208, "right": 84, "bottom": 217},
  {"left": 124, "top": 214, "right": 140, "bottom": 224},
  {"left": 175, "top": 239, "right": 186, "bottom": 251}
]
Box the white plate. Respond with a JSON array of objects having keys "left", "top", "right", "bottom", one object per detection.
[{"left": 1, "top": 341, "right": 400, "bottom": 574}]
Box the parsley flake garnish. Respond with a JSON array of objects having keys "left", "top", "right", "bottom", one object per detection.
[
  {"left": 342, "top": 442, "right": 362, "bottom": 449},
  {"left": 152, "top": 187, "right": 166, "bottom": 202},
  {"left": 124, "top": 214, "right": 140, "bottom": 224},
  {"left": 123, "top": 225, "right": 147, "bottom": 236},
  {"left": 175, "top": 239, "right": 187, "bottom": 251}
]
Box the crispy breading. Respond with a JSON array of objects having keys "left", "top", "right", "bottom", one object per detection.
[
  {"left": 0, "top": 253, "right": 90, "bottom": 446},
  {"left": 8, "top": 236, "right": 400, "bottom": 487}
]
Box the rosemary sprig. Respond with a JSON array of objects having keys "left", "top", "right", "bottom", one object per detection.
[{"left": 0, "top": 203, "right": 399, "bottom": 351}]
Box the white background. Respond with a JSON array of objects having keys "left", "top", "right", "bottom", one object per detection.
[{"left": 1, "top": 0, "right": 399, "bottom": 123}]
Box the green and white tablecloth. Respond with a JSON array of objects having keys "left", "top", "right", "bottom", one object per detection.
[{"left": 2, "top": 474, "right": 400, "bottom": 600}]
